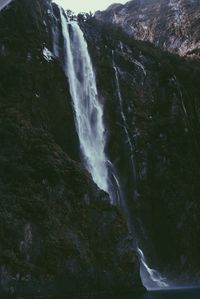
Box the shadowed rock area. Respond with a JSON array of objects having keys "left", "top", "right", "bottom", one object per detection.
[
  {"left": 81, "top": 16, "right": 200, "bottom": 285},
  {"left": 0, "top": 0, "right": 144, "bottom": 297}
]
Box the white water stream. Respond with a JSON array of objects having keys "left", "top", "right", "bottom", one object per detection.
[
  {"left": 56, "top": 7, "right": 168, "bottom": 290},
  {"left": 59, "top": 9, "right": 110, "bottom": 194},
  {"left": 112, "top": 55, "right": 168, "bottom": 290}
]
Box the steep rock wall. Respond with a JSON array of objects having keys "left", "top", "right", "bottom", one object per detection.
[
  {"left": 0, "top": 0, "right": 143, "bottom": 296},
  {"left": 82, "top": 18, "right": 200, "bottom": 285}
]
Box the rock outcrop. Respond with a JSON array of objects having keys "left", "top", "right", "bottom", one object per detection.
[
  {"left": 95, "top": 0, "right": 200, "bottom": 57},
  {"left": 0, "top": 0, "right": 144, "bottom": 297}
]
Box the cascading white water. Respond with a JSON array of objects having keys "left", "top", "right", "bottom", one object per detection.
[
  {"left": 57, "top": 6, "right": 169, "bottom": 290},
  {"left": 59, "top": 9, "right": 111, "bottom": 197},
  {"left": 112, "top": 57, "right": 136, "bottom": 182},
  {"left": 138, "top": 248, "right": 168, "bottom": 289},
  {"left": 0, "top": 0, "right": 13, "bottom": 11},
  {"left": 112, "top": 55, "right": 169, "bottom": 290}
]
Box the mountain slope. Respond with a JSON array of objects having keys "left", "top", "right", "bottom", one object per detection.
[{"left": 95, "top": 0, "right": 200, "bottom": 56}]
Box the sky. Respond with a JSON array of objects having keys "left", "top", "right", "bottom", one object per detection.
[{"left": 54, "top": 0, "right": 128, "bottom": 13}]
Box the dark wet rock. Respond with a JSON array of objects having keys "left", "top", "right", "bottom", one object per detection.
[
  {"left": 81, "top": 17, "right": 200, "bottom": 284},
  {"left": 0, "top": 0, "right": 144, "bottom": 297}
]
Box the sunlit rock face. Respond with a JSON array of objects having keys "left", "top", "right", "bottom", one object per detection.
[
  {"left": 81, "top": 17, "right": 200, "bottom": 285},
  {"left": 95, "top": 0, "right": 200, "bottom": 57}
]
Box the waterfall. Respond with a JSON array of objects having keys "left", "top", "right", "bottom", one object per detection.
[
  {"left": 0, "top": 0, "right": 13, "bottom": 11},
  {"left": 138, "top": 248, "right": 168, "bottom": 289},
  {"left": 56, "top": 6, "right": 168, "bottom": 290},
  {"left": 112, "top": 55, "right": 169, "bottom": 290},
  {"left": 58, "top": 8, "right": 120, "bottom": 203},
  {"left": 112, "top": 55, "right": 137, "bottom": 184}
]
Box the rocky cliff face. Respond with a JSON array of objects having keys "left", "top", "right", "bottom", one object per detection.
[
  {"left": 81, "top": 17, "right": 200, "bottom": 284},
  {"left": 1, "top": 0, "right": 200, "bottom": 296},
  {"left": 95, "top": 0, "right": 200, "bottom": 56},
  {"left": 0, "top": 0, "right": 144, "bottom": 297}
]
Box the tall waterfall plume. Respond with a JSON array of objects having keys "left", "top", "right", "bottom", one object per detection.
[
  {"left": 58, "top": 8, "right": 118, "bottom": 202},
  {"left": 53, "top": 6, "right": 169, "bottom": 290}
]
